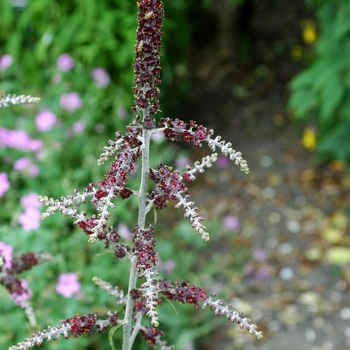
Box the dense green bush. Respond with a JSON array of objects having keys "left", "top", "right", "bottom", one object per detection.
[{"left": 289, "top": 0, "right": 350, "bottom": 167}]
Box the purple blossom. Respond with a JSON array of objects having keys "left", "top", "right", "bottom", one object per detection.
[
  {"left": 91, "top": 67, "right": 110, "bottom": 88},
  {"left": 255, "top": 264, "right": 272, "bottom": 280},
  {"left": 0, "top": 54, "right": 13, "bottom": 71},
  {"left": 117, "top": 224, "right": 132, "bottom": 240},
  {"left": 151, "top": 130, "right": 165, "bottom": 142},
  {"left": 0, "top": 172, "right": 10, "bottom": 197},
  {"left": 163, "top": 260, "right": 176, "bottom": 275},
  {"left": 18, "top": 207, "right": 41, "bottom": 231},
  {"left": 35, "top": 109, "right": 57, "bottom": 132},
  {"left": 175, "top": 155, "right": 189, "bottom": 169},
  {"left": 0, "top": 241, "right": 13, "bottom": 269},
  {"left": 20, "top": 193, "right": 42, "bottom": 208},
  {"left": 223, "top": 215, "right": 240, "bottom": 232},
  {"left": 14, "top": 157, "right": 31, "bottom": 171},
  {"left": 13, "top": 157, "right": 39, "bottom": 177},
  {"left": 252, "top": 247, "right": 267, "bottom": 262},
  {"left": 217, "top": 156, "right": 230, "bottom": 169},
  {"left": 56, "top": 273, "right": 81, "bottom": 298},
  {"left": 57, "top": 53, "right": 74, "bottom": 72},
  {"left": 59, "top": 92, "right": 82, "bottom": 113},
  {"left": 0, "top": 127, "right": 43, "bottom": 152},
  {"left": 72, "top": 120, "right": 86, "bottom": 135}
]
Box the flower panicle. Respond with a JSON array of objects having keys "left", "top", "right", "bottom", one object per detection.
[
  {"left": 0, "top": 94, "right": 40, "bottom": 108},
  {"left": 202, "top": 297, "right": 264, "bottom": 340},
  {"left": 9, "top": 313, "right": 119, "bottom": 350},
  {"left": 159, "top": 117, "right": 250, "bottom": 174},
  {"left": 132, "top": 0, "right": 164, "bottom": 119},
  {"left": 182, "top": 153, "right": 218, "bottom": 182}
]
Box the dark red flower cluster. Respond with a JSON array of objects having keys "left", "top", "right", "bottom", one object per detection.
[
  {"left": 149, "top": 164, "right": 188, "bottom": 209},
  {"left": 63, "top": 313, "right": 99, "bottom": 337},
  {"left": 159, "top": 118, "right": 211, "bottom": 146},
  {"left": 159, "top": 280, "right": 208, "bottom": 309},
  {"left": 0, "top": 274, "right": 29, "bottom": 298},
  {"left": 132, "top": 225, "right": 158, "bottom": 272},
  {"left": 0, "top": 252, "right": 44, "bottom": 299},
  {"left": 132, "top": 0, "right": 164, "bottom": 120},
  {"left": 78, "top": 218, "right": 130, "bottom": 258},
  {"left": 95, "top": 152, "right": 140, "bottom": 204},
  {"left": 9, "top": 252, "right": 39, "bottom": 273},
  {"left": 139, "top": 326, "right": 165, "bottom": 349}
]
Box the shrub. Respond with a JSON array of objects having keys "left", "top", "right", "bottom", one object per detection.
[{"left": 288, "top": 0, "right": 350, "bottom": 167}]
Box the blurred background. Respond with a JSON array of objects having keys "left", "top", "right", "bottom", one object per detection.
[{"left": 1, "top": 0, "right": 350, "bottom": 349}]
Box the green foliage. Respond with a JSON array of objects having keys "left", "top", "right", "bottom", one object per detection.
[{"left": 288, "top": 0, "right": 350, "bottom": 166}]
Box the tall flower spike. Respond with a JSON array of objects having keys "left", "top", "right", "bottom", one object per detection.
[{"left": 132, "top": 0, "right": 164, "bottom": 123}]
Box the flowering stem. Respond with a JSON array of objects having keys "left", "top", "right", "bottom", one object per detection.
[{"left": 122, "top": 127, "right": 151, "bottom": 350}]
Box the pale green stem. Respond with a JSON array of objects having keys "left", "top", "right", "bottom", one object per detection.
[{"left": 122, "top": 127, "right": 151, "bottom": 350}]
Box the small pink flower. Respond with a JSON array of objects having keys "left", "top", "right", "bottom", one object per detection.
[
  {"left": 59, "top": 92, "right": 82, "bottom": 113},
  {"left": 18, "top": 207, "right": 41, "bottom": 231},
  {"left": 72, "top": 120, "right": 86, "bottom": 135},
  {"left": 163, "top": 260, "right": 176, "bottom": 275},
  {"left": 0, "top": 241, "right": 13, "bottom": 269},
  {"left": 175, "top": 156, "right": 189, "bottom": 169},
  {"left": 56, "top": 273, "right": 81, "bottom": 298},
  {"left": 0, "top": 172, "right": 10, "bottom": 197},
  {"left": 0, "top": 127, "right": 43, "bottom": 152},
  {"left": 0, "top": 54, "right": 13, "bottom": 71},
  {"left": 255, "top": 264, "right": 272, "bottom": 280},
  {"left": 14, "top": 157, "right": 31, "bottom": 171},
  {"left": 118, "top": 224, "right": 132, "bottom": 240},
  {"left": 28, "top": 163, "right": 39, "bottom": 177},
  {"left": 35, "top": 109, "right": 57, "bottom": 132},
  {"left": 20, "top": 193, "right": 42, "bottom": 208},
  {"left": 223, "top": 215, "right": 240, "bottom": 232},
  {"left": 91, "top": 67, "right": 110, "bottom": 88},
  {"left": 14, "top": 158, "right": 39, "bottom": 177},
  {"left": 57, "top": 53, "right": 74, "bottom": 72},
  {"left": 252, "top": 247, "right": 267, "bottom": 262},
  {"left": 217, "top": 156, "right": 230, "bottom": 169},
  {"left": 151, "top": 131, "right": 165, "bottom": 142}
]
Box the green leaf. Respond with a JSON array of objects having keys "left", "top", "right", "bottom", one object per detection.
[
  {"left": 288, "top": 89, "right": 316, "bottom": 119},
  {"left": 320, "top": 78, "right": 345, "bottom": 120},
  {"left": 334, "top": 5, "right": 350, "bottom": 39}
]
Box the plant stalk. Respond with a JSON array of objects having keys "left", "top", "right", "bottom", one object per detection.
[{"left": 122, "top": 127, "right": 151, "bottom": 350}]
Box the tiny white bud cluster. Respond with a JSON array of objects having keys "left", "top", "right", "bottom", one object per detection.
[
  {"left": 202, "top": 297, "right": 263, "bottom": 340},
  {"left": 142, "top": 268, "right": 160, "bottom": 326},
  {"left": 175, "top": 192, "right": 209, "bottom": 241},
  {"left": 0, "top": 94, "right": 40, "bottom": 108},
  {"left": 207, "top": 135, "right": 250, "bottom": 174}
]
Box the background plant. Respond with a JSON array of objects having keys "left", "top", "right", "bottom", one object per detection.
[{"left": 288, "top": 0, "right": 350, "bottom": 168}]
